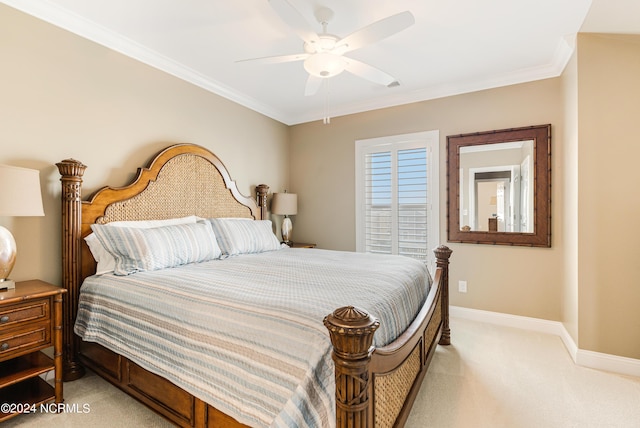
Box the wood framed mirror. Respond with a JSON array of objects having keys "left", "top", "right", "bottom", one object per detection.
[{"left": 447, "top": 124, "right": 551, "bottom": 247}]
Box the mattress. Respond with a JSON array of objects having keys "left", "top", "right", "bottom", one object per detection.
[{"left": 75, "top": 248, "right": 431, "bottom": 427}]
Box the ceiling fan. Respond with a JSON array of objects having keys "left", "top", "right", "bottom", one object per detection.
[{"left": 238, "top": 0, "right": 415, "bottom": 96}]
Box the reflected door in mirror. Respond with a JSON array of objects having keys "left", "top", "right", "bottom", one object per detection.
[{"left": 459, "top": 140, "right": 534, "bottom": 233}]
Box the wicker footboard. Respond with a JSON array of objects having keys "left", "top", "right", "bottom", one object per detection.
[
  {"left": 374, "top": 344, "right": 423, "bottom": 427},
  {"left": 373, "top": 289, "right": 442, "bottom": 428},
  {"left": 325, "top": 245, "right": 451, "bottom": 428}
]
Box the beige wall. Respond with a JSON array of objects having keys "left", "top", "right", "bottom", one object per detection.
[
  {"left": 576, "top": 34, "right": 640, "bottom": 358},
  {"left": 560, "top": 48, "right": 580, "bottom": 344},
  {"left": 0, "top": 5, "right": 289, "bottom": 285},
  {"left": 290, "top": 79, "right": 565, "bottom": 322}
]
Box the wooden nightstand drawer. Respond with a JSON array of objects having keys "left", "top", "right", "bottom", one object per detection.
[
  {"left": 0, "top": 299, "right": 50, "bottom": 328},
  {"left": 0, "top": 322, "right": 51, "bottom": 357}
]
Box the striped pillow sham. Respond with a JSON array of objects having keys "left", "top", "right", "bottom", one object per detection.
[
  {"left": 91, "top": 221, "right": 222, "bottom": 275},
  {"left": 85, "top": 216, "right": 200, "bottom": 275},
  {"left": 208, "top": 218, "right": 281, "bottom": 256}
]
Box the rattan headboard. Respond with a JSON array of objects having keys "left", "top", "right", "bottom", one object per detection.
[
  {"left": 97, "top": 153, "right": 254, "bottom": 223},
  {"left": 57, "top": 144, "right": 269, "bottom": 379},
  {"left": 59, "top": 143, "right": 267, "bottom": 278}
]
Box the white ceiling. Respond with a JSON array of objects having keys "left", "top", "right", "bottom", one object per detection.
[{"left": 3, "top": 0, "right": 639, "bottom": 125}]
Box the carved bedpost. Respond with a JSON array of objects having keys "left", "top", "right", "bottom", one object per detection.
[
  {"left": 434, "top": 245, "right": 453, "bottom": 345},
  {"left": 324, "top": 306, "right": 380, "bottom": 428},
  {"left": 255, "top": 184, "right": 269, "bottom": 220},
  {"left": 56, "top": 159, "right": 87, "bottom": 381}
]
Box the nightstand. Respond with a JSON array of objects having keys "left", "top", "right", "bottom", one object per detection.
[
  {"left": 288, "top": 242, "right": 316, "bottom": 248},
  {"left": 0, "top": 280, "right": 66, "bottom": 422}
]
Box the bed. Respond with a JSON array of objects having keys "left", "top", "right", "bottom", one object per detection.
[{"left": 57, "top": 143, "right": 452, "bottom": 428}]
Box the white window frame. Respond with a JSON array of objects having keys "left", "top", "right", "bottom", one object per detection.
[{"left": 355, "top": 130, "right": 440, "bottom": 270}]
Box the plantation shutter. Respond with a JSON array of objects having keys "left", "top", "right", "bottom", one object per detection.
[
  {"left": 356, "top": 131, "right": 439, "bottom": 265},
  {"left": 364, "top": 151, "right": 392, "bottom": 255},
  {"left": 397, "top": 147, "right": 429, "bottom": 260}
]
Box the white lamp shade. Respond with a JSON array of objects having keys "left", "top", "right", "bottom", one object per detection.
[
  {"left": 0, "top": 165, "right": 45, "bottom": 217},
  {"left": 271, "top": 193, "right": 297, "bottom": 216}
]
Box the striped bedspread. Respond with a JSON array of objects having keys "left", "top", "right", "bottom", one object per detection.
[{"left": 75, "top": 248, "right": 431, "bottom": 428}]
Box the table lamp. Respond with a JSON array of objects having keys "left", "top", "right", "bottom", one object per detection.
[
  {"left": 0, "top": 165, "right": 45, "bottom": 289},
  {"left": 271, "top": 192, "right": 297, "bottom": 244}
]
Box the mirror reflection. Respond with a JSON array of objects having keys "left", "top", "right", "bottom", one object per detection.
[{"left": 459, "top": 140, "right": 534, "bottom": 233}]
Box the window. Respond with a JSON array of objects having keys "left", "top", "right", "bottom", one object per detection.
[{"left": 355, "top": 131, "right": 439, "bottom": 268}]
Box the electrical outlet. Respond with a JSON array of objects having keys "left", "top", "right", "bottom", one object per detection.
[{"left": 458, "top": 280, "right": 467, "bottom": 293}]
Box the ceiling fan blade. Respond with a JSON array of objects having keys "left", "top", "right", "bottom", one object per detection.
[
  {"left": 344, "top": 58, "right": 398, "bottom": 87},
  {"left": 304, "top": 75, "right": 323, "bottom": 96},
  {"left": 268, "top": 0, "right": 320, "bottom": 46},
  {"left": 236, "top": 53, "right": 309, "bottom": 64},
  {"left": 334, "top": 11, "right": 415, "bottom": 54}
]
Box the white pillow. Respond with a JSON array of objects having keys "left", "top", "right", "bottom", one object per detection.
[
  {"left": 208, "top": 218, "right": 281, "bottom": 256},
  {"left": 85, "top": 216, "right": 200, "bottom": 275},
  {"left": 90, "top": 221, "right": 221, "bottom": 276}
]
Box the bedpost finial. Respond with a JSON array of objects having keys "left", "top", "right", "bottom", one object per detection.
[
  {"left": 328, "top": 305, "right": 377, "bottom": 328},
  {"left": 434, "top": 245, "right": 452, "bottom": 263},
  {"left": 324, "top": 306, "right": 379, "bottom": 359},
  {"left": 56, "top": 159, "right": 87, "bottom": 178},
  {"left": 256, "top": 184, "right": 269, "bottom": 202}
]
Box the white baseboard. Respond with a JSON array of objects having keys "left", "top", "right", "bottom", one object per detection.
[{"left": 450, "top": 306, "right": 640, "bottom": 378}]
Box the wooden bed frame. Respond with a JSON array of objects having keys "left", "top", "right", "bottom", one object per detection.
[{"left": 57, "top": 143, "right": 452, "bottom": 428}]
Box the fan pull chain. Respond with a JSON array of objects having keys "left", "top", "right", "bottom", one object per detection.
[{"left": 323, "top": 79, "right": 331, "bottom": 124}]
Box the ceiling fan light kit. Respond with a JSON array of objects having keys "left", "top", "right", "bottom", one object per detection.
[{"left": 304, "top": 53, "right": 347, "bottom": 78}]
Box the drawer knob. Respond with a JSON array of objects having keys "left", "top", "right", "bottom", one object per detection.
[
  {"left": 0, "top": 315, "right": 8, "bottom": 323},
  {"left": 1, "top": 343, "right": 8, "bottom": 351}
]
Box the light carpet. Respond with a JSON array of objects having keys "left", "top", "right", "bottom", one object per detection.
[{"left": 5, "top": 317, "right": 640, "bottom": 427}]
